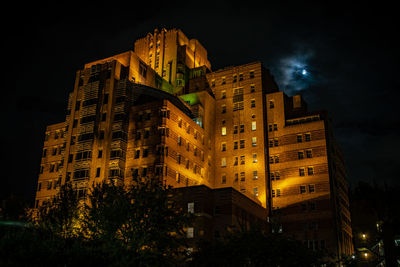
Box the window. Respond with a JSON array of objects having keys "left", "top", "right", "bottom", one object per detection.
[
  {"left": 239, "top": 73, "right": 243, "bottom": 81},
  {"left": 221, "top": 77, "right": 226, "bottom": 85},
  {"left": 233, "top": 125, "right": 238, "bottom": 134},
  {"left": 299, "top": 168, "right": 305, "bottom": 176},
  {"left": 96, "top": 168, "right": 101, "bottom": 177},
  {"left": 252, "top": 153, "right": 258, "bottom": 163},
  {"left": 308, "top": 184, "right": 315, "bottom": 193},
  {"left": 37, "top": 182, "right": 42, "bottom": 191},
  {"left": 240, "top": 155, "right": 245, "bottom": 165},
  {"left": 188, "top": 202, "right": 194, "bottom": 214},
  {"left": 144, "top": 129, "right": 150, "bottom": 139},
  {"left": 298, "top": 151, "right": 304, "bottom": 160},
  {"left": 145, "top": 111, "right": 151, "bottom": 121},
  {"left": 274, "top": 139, "right": 279, "bottom": 146},
  {"left": 269, "top": 156, "right": 274, "bottom": 164},
  {"left": 177, "top": 136, "right": 182, "bottom": 146},
  {"left": 73, "top": 119, "right": 78, "bottom": 128},
  {"left": 233, "top": 75, "right": 237, "bottom": 83},
  {"left": 134, "top": 149, "right": 140, "bottom": 159},
  {"left": 272, "top": 190, "right": 276, "bottom": 198},
  {"left": 253, "top": 187, "right": 259, "bottom": 196},
  {"left": 234, "top": 156, "right": 238, "bottom": 166},
  {"left": 252, "top": 137, "right": 257, "bottom": 147},
  {"left": 249, "top": 71, "right": 255, "bottom": 78},
  {"left": 269, "top": 100, "right": 275, "bottom": 109},
  {"left": 268, "top": 124, "right": 273, "bottom": 132},
  {"left": 253, "top": 170, "right": 258, "bottom": 180},
  {"left": 251, "top": 99, "right": 256, "bottom": 108},
  {"left": 233, "top": 101, "right": 244, "bottom": 111},
  {"left": 269, "top": 139, "right": 274, "bottom": 147},
  {"left": 275, "top": 172, "right": 280, "bottom": 180},
  {"left": 222, "top": 174, "right": 226, "bottom": 184},
  {"left": 307, "top": 167, "right": 314, "bottom": 176},
  {"left": 297, "top": 135, "right": 303, "bottom": 143},
  {"left": 178, "top": 119, "right": 182, "bottom": 128},
  {"left": 240, "top": 139, "right": 245, "bottom": 149},
  {"left": 306, "top": 150, "right": 313, "bottom": 158},
  {"left": 252, "top": 121, "right": 256, "bottom": 131},
  {"left": 276, "top": 189, "right": 281, "bottom": 197},
  {"left": 221, "top": 91, "right": 226, "bottom": 99},
  {"left": 274, "top": 155, "right": 279, "bottom": 163},
  {"left": 103, "top": 94, "right": 109, "bottom": 104},
  {"left": 68, "top": 154, "right": 73, "bottom": 163},
  {"left": 47, "top": 181, "right": 52, "bottom": 190},
  {"left": 273, "top": 124, "right": 278, "bottom": 131},
  {"left": 211, "top": 80, "right": 215, "bottom": 87},
  {"left": 300, "top": 185, "right": 306, "bottom": 194},
  {"left": 142, "top": 148, "right": 149, "bottom": 158},
  {"left": 234, "top": 141, "right": 238, "bottom": 150},
  {"left": 240, "top": 172, "right": 245, "bottom": 181},
  {"left": 186, "top": 227, "right": 194, "bottom": 238},
  {"left": 99, "top": 130, "right": 105, "bottom": 139},
  {"left": 221, "top": 158, "right": 226, "bottom": 167},
  {"left": 221, "top": 127, "right": 227, "bottom": 136},
  {"left": 250, "top": 84, "right": 255, "bottom": 93},
  {"left": 240, "top": 124, "right": 244, "bottom": 133},
  {"left": 221, "top": 105, "right": 226, "bottom": 114},
  {"left": 305, "top": 133, "right": 311, "bottom": 142}
]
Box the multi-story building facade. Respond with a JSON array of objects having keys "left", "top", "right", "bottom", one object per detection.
[{"left": 35, "top": 28, "right": 353, "bottom": 260}]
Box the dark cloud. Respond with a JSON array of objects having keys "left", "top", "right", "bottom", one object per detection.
[{"left": 5, "top": 1, "right": 400, "bottom": 202}]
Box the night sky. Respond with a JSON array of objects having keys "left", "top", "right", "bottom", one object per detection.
[{"left": 5, "top": 1, "right": 400, "bottom": 203}]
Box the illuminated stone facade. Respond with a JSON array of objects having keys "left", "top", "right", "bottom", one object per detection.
[{"left": 35, "top": 28, "right": 353, "bottom": 259}]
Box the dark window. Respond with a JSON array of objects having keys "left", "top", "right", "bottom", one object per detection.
[
  {"left": 68, "top": 154, "right": 73, "bottom": 163},
  {"left": 309, "top": 184, "right": 315, "bottom": 193},
  {"left": 144, "top": 129, "right": 150, "bottom": 139},
  {"left": 249, "top": 71, "right": 255, "bottom": 78},
  {"left": 96, "top": 168, "right": 101, "bottom": 177},
  {"left": 233, "top": 125, "right": 238, "bottom": 134},
  {"left": 82, "top": 98, "right": 98, "bottom": 107},
  {"left": 75, "top": 101, "right": 81, "bottom": 111},
  {"left": 134, "top": 150, "right": 140, "bottom": 159},
  {"left": 78, "top": 133, "right": 94, "bottom": 141},
  {"left": 142, "top": 148, "right": 149, "bottom": 158},
  {"left": 103, "top": 94, "right": 109, "bottom": 105},
  {"left": 300, "top": 185, "right": 306, "bottom": 194},
  {"left": 98, "top": 150, "right": 103, "bottom": 158},
  {"left": 81, "top": 115, "right": 96, "bottom": 124},
  {"left": 305, "top": 133, "right": 311, "bottom": 142},
  {"left": 102, "top": 113, "right": 107, "bottom": 121},
  {"left": 99, "top": 131, "right": 105, "bottom": 140},
  {"left": 73, "top": 119, "right": 78, "bottom": 128},
  {"left": 298, "top": 151, "right": 304, "bottom": 160},
  {"left": 297, "top": 135, "right": 303, "bottom": 143},
  {"left": 299, "top": 168, "right": 305, "bottom": 176}
]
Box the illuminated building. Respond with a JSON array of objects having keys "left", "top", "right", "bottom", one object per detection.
[{"left": 35, "top": 28, "right": 353, "bottom": 260}]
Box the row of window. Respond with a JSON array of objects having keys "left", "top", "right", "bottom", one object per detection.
[
  {"left": 221, "top": 121, "right": 256, "bottom": 136},
  {"left": 269, "top": 150, "right": 313, "bottom": 164},
  {"left": 219, "top": 85, "right": 257, "bottom": 99},
  {"left": 221, "top": 137, "right": 257, "bottom": 151},
  {"left": 272, "top": 184, "right": 316, "bottom": 197},
  {"left": 221, "top": 153, "right": 258, "bottom": 167},
  {"left": 37, "top": 179, "right": 60, "bottom": 191},
  {"left": 220, "top": 99, "right": 256, "bottom": 113},
  {"left": 221, "top": 170, "right": 259, "bottom": 184},
  {"left": 40, "top": 161, "right": 63, "bottom": 174},
  {"left": 44, "top": 130, "right": 65, "bottom": 141},
  {"left": 211, "top": 71, "right": 255, "bottom": 87},
  {"left": 42, "top": 145, "right": 65, "bottom": 157}
]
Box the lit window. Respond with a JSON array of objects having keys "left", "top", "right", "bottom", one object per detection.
[
  {"left": 253, "top": 171, "right": 258, "bottom": 180},
  {"left": 252, "top": 137, "right": 257, "bottom": 147},
  {"left": 253, "top": 187, "right": 259, "bottom": 196},
  {"left": 221, "top": 127, "right": 227, "bottom": 136},
  {"left": 221, "top": 158, "right": 226, "bottom": 167},
  {"left": 187, "top": 227, "right": 194, "bottom": 238},
  {"left": 188, "top": 202, "right": 194, "bottom": 213},
  {"left": 252, "top": 153, "right": 257, "bottom": 163},
  {"left": 252, "top": 121, "right": 256, "bottom": 131}
]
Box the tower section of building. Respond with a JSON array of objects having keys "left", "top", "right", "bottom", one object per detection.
[
  {"left": 134, "top": 28, "right": 211, "bottom": 95},
  {"left": 266, "top": 92, "right": 354, "bottom": 257},
  {"left": 206, "top": 62, "right": 278, "bottom": 208}
]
